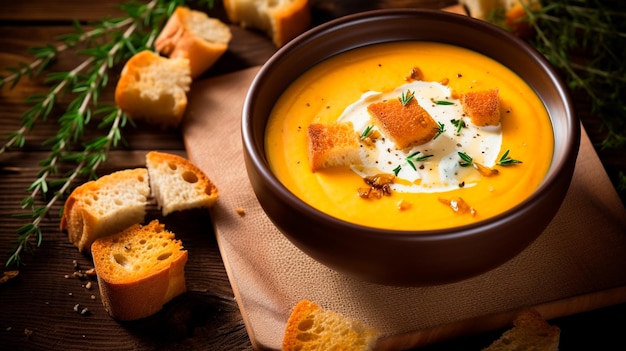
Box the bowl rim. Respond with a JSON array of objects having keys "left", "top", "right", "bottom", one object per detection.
[{"left": 242, "top": 8, "right": 580, "bottom": 240}]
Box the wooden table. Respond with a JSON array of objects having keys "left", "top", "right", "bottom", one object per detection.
[{"left": 1, "top": 1, "right": 624, "bottom": 350}]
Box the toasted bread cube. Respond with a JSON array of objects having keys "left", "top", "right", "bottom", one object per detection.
[
  {"left": 367, "top": 98, "right": 439, "bottom": 149},
  {"left": 460, "top": 89, "right": 501, "bottom": 126},
  {"left": 308, "top": 122, "right": 361, "bottom": 172}
]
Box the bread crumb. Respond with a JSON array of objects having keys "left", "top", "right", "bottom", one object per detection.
[{"left": 236, "top": 207, "right": 246, "bottom": 216}]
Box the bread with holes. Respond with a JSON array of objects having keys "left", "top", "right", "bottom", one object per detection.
[
  {"left": 146, "top": 151, "right": 219, "bottom": 216},
  {"left": 115, "top": 50, "right": 191, "bottom": 128},
  {"left": 482, "top": 309, "right": 560, "bottom": 351},
  {"left": 367, "top": 96, "right": 439, "bottom": 149},
  {"left": 91, "top": 220, "right": 188, "bottom": 321},
  {"left": 223, "top": 0, "right": 311, "bottom": 47},
  {"left": 307, "top": 122, "right": 361, "bottom": 172},
  {"left": 60, "top": 168, "right": 150, "bottom": 253},
  {"left": 282, "top": 299, "right": 379, "bottom": 351},
  {"left": 460, "top": 88, "right": 501, "bottom": 126},
  {"left": 155, "top": 6, "right": 232, "bottom": 79}
]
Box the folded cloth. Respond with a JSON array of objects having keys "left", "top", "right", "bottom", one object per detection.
[{"left": 183, "top": 66, "right": 626, "bottom": 351}]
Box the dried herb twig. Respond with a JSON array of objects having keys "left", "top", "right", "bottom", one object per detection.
[{"left": 2, "top": 0, "right": 215, "bottom": 267}]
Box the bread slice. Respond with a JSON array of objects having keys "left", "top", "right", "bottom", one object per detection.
[
  {"left": 367, "top": 97, "right": 439, "bottom": 149},
  {"left": 482, "top": 309, "right": 560, "bottom": 351},
  {"left": 91, "top": 220, "right": 188, "bottom": 321},
  {"left": 223, "top": 0, "right": 311, "bottom": 47},
  {"left": 114, "top": 50, "right": 191, "bottom": 128},
  {"left": 60, "top": 168, "right": 150, "bottom": 253},
  {"left": 460, "top": 88, "right": 501, "bottom": 126},
  {"left": 307, "top": 122, "right": 361, "bottom": 172},
  {"left": 282, "top": 299, "right": 379, "bottom": 351},
  {"left": 146, "top": 151, "right": 219, "bottom": 216},
  {"left": 155, "top": 6, "right": 232, "bottom": 79}
]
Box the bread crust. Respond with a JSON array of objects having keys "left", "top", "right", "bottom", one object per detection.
[
  {"left": 367, "top": 97, "right": 439, "bottom": 149},
  {"left": 223, "top": 0, "right": 311, "bottom": 47},
  {"left": 460, "top": 88, "right": 501, "bottom": 126},
  {"left": 282, "top": 299, "right": 378, "bottom": 351},
  {"left": 155, "top": 6, "right": 232, "bottom": 78},
  {"left": 146, "top": 151, "right": 219, "bottom": 215},
  {"left": 114, "top": 50, "right": 191, "bottom": 128},
  {"left": 307, "top": 122, "right": 361, "bottom": 172},
  {"left": 60, "top": 168, "right": 150, "bottom": 252},
  {"left": 482, "top": 309, "right": 560, "bottom": 351},
  {"left": 91, "top": 220, "right": 188, "bottom": 321}
]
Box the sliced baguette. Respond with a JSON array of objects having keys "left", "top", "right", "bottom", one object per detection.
[
  {"left": 482, "top": 309, "right": 560, "bottom": 351},
  {"left": 114, "top": 50, "right": 191, "bottom": 128},
  {"left": 91, "top": 220, "right": 188, "bottom": 321},
  {"left": 307, "top": 122, "right": 361, "bottom": 172},
  {"left": 223, "top": 0, "right": 311, "bottom": 47},
  {"left": 155, "top": 6, "right": 232, "bottom": 79},
  {"left": 283, "top": 299, "right": 379, "bottom": 351},
  {"left": 146, "top": 151, "right": 219, "bottom": 216},
  {"left": 60, "top": 168, "right": 150, "bottom": 253}
]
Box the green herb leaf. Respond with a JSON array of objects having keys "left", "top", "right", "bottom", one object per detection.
[
  {"left": 433, "top": 121, "right": 445, "bottom": 139},
  {"left": 497, "top": 149, "right": 523, "bottom": 166},
  {"left": 360, "top": 125, "right": 374, "bottom": 140},
  {"left": 451, "top": 119, "right": 466, "bottom": 134},
  {"left": 434, "top": 100, "right": 454, "bottom": 105},
  {"left": 399, "top": 89, "right": 415, "bottom": 106},
  {"left": 458, "top": 151, "right": 473, "bottom": 167}
]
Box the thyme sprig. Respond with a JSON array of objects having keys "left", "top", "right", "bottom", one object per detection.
[
  {"left": 490, "top": 0, "right": 626, "bottom": 197},
  {"left": 2, "top": 0, "right": 215, "bottom": 267}
]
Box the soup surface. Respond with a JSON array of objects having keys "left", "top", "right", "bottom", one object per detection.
[{"left": 265, "top": 42, "right": 553, "bottom": 230}]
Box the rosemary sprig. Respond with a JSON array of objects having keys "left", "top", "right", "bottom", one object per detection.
[
  {"left": 360, "top": 125, "right": 374, "bottom": 140},
  {"left": 451, "top": 118, "right": 466, "bottom": 134},
  {"left": 2, "top": 0, "right": 215, "bottom": 267},
  {"left": 458, "top": 151, "right": 473, "bottom": 167},
  {"left": 497, "top": 149, "right": 523, "bottom": 166},
  {"left": 433, "top": 121, "right": 446, "bottom": 139},
  {"left": 399, "top": 89, "right": 415, "bottom": 106}
]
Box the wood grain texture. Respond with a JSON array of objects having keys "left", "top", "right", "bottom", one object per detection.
[{"left": 0, "top": 1, "right": 625, "bottom": 350}]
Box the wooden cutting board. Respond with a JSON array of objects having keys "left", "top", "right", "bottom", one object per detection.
[{"left": 182, "top": 65, "right": 626, "bottom": 350}]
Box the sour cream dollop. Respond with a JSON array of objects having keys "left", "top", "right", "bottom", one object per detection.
[{"left": 337, "top": 81, "right": 502, "bottom": 193}]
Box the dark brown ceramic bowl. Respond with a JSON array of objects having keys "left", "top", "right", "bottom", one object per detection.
[{"left": 241, "top": 9, "right": 580, "bottom": 286}]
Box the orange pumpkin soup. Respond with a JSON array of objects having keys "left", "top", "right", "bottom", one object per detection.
[{"left": 265, "top": 41, "right": 553, "bottom": 230}]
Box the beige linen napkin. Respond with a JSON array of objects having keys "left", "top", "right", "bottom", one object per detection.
[{"left": 182, "top": 66, "right": 626, "bottom": 350}]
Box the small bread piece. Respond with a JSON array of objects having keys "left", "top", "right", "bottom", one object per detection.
[
  {"left": 223, "top": 0, "right": 311, "bottom": 47},
  {"left": 367, "top": 97, "right": 439, "bottom": 149},
  {"left": 460, "top": 88, "right": 501, "bottom": 126},
  {"left": 482, "top": 309, "right": 560, "bottom": 351},
  {"left": 155, "top": 6, "right": 232, "bottom": 78},
  {"left": 60, "top": 169, "right": 150, "bottom": 253},
  {"left": 91, "top": 220, "right": 188, "bottom": 321},
  {"left": 282, "top": 299, "right": 379, "bottom": 351},
  {"left": 115, "top": 50, "right": 191, "bottom": 128},
  {"left": 146, "top": 151, "right": 219, "bottom": 216},
  {"left": 307, "top": 122, "right": 361, "bottom": 172}
]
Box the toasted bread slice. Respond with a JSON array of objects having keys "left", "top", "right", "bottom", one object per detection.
[
  {"left": 307, "top": 122, "right": 361, "bottom": 172},
  {"left": 482, "top": 309, "right": 560, "bottom": 351},
  {"left": 114, "top": 50, "right": 191, "bottom": 128},
  {"left": 367, "top": 97, "right": 439, "bottom": 149},
  {"left": 282, "top": 299, "right": 378, "bottom": 351},
  {"left": 60, "top": 169, "right": 150, "bottom": 253},
  {"left": 146, "top": 151, "right": 219, "bottom": 216},
  {"left": 460, "top": 88, "right": 501, "bottom": 126},
  {"left": 91, "top": 220, "right": 188, "bottom": 321},
  {"left": 223, "top": 0, "right": 311, "bottom": 47},
  {"left": 155, "top": 6, "right": 232, "bottom": 79}
]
